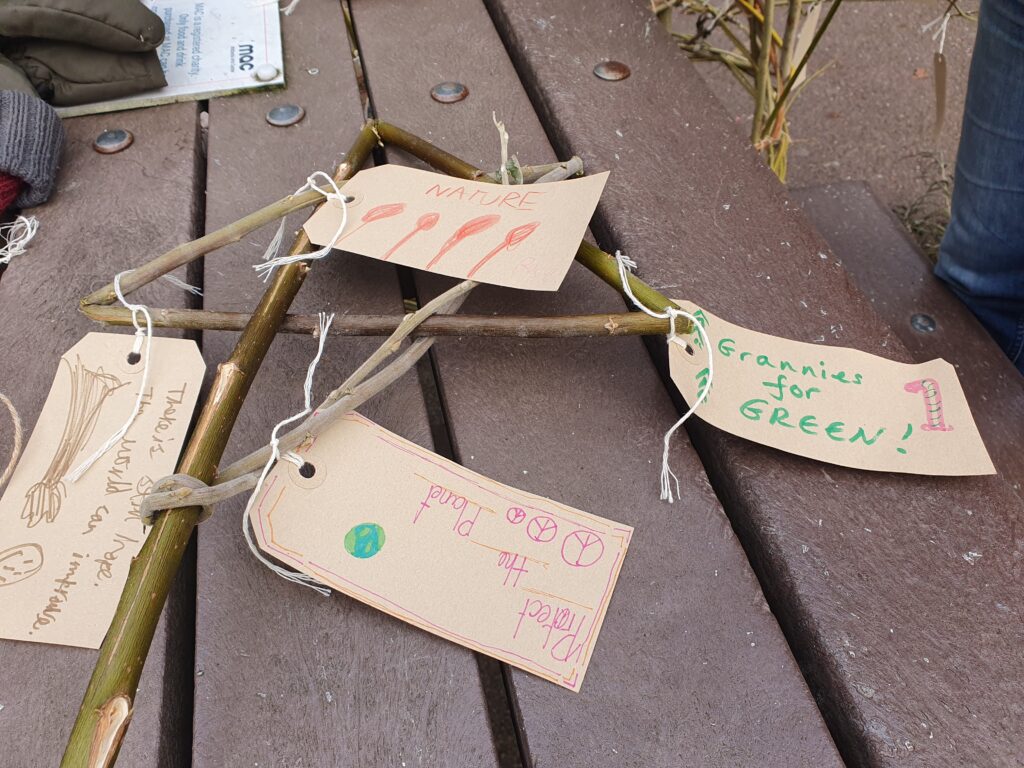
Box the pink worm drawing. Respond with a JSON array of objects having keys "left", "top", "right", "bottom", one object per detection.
[
  {"left": 382, "top": 212, "right": 440, "bottom": 260},
  {"left": 467, "top": 221, "right": 540, "bottom": 278},
  {"left": 904, "top": 377, "right": 953, "bottom": 431},
  {"left": 425, "top": 214, "right": 501, "bottom": 270},
  {"left": 336, "top": 203, "right": 407, "bottom": 243}
]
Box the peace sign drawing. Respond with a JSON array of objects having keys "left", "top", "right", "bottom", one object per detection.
[
  {"left": 506, "top": 507, "right": 527, "bottom": 525},
  {"left": 561, "top": 531, "right": 605, "bottom": 568},
  {"left": 526, "top": 515, "right": 558, "bottom": 543}
]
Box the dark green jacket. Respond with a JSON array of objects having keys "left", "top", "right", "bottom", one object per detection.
[
  {"left": 0, "top": 1, "right": 167, "bottom": 207},
  {"left": 0, "top": 0, "right": 166, "bottom": 105}
]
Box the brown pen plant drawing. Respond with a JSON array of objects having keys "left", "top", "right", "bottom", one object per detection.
[{"left": 21, "top": 358, "right": 126, "bottom": 528}]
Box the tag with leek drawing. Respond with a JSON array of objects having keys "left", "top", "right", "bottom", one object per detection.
[
  {"left": 303, "top": 164, "right": 609, "bottom": 291},
  {"left": 0, "top": 333, "right": 205, "bottom": 648}
]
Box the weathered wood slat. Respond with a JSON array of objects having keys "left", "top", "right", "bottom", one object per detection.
[
  {"left": 795, "top": 181, "right": 1024, "bottom": 493},
  {"left": 485, "top": 1, "right": 1024, "bottom": 764},
  {"left": 191, "top": 4, "right": 500, "bottom": 766},
  {"left": 352, "top": 0, "right": 842, "bottom": 765},
  {"left": 0, "top": 104, "right": 200, "bottom": 767}
]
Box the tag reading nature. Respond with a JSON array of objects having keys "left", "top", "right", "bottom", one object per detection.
[
  {"left": 669, "top": 302, "right": 995, "bottom": 476},
  {"left": 251, "top": 412, "right": 632, "bottom": 691},
  {"left": 303, "top": 165, "right": 609, "bottom": 291},
  {"left": 0, "top": 333, "right": 205, "bottom": 648}
]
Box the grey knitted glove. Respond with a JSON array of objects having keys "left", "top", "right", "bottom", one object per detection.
[{"left": 0, "top": 89, "right": 65, "bottom": 207}]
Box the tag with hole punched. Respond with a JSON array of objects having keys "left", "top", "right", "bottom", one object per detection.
[
  {"left": 0, "top": 333, "right": 205, "bottom": 648},
  {"left": 250, "top": 412, "right": 632, "bottom": 691}
]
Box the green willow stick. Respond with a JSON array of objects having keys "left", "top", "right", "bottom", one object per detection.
[
  {"left": 82, "top": 304, "right": 672, "bottom": 338},
  {"left": 373, "top": 121, "right": 692, "bottom": 334},
  {"left": 80, "top": 187, "right": 326, "bottom": 307},
  {"left": 60, "top": 125, "right": 379, "bottom": 768},
  {"left": 751, "top": 0, "right": 775, "bottom": 143},
  {"left": 762, "top": 0, "right": 844, "bottom": 135}
]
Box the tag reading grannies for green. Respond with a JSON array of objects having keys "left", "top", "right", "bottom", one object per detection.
[{"left": 668, "top": 302, "right": 995, "bottom": 476}]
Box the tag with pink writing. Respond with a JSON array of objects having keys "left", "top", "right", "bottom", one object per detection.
[
  {"left": 250, "top": 412, "right": 632, "bottom": 691},
  {"left": 0, "top": 333, "right": 205, "bottom": 648},
  {"left": 669, "top": 301, "right": 995, "bottom": 476},
  {"left": 302, "top": 164, "right": 609, "bottom": 291}
]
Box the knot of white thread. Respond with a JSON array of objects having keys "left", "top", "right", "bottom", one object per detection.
[
  {"left": 922, "top": 11, "right": 951, "bottom": 55},
  {"left": 243, "top": 311, "right": 335, "bottom": 595},
  {"left": 161, "top": 272, "right": 203, "bottom": 296},
  {"left": 614, "top": 251, "right": 714, "bottom": 504},
  {"left": 65, "top": 271, "right": 153, "bottom": 484},
  {"left": 0, "top": 216, "right": 39, "bottom": 265},
  {"left": 254, "top": 171, "right": 348, "bottom": 282}
]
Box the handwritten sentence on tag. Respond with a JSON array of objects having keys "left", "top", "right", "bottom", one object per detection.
[
  {"left": 303, "top": 165, "right": 609, "bottom": 291},
  {"left": 669, "top": 302, "right": 994, "bottom": 476},
  {"left": 0, "top": 333, "right": 205, "bottom": 648},
  {"left": 251, "top": 413, "right": 632, "bottom": 691}
]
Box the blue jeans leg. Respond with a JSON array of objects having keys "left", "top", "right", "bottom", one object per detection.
[{"left": 935, "top": 0, "right": 1024, "bottom": 374}]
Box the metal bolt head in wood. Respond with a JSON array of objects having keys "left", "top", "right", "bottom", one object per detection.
[
  {"left": 93, "top": 129, "right": 134, "bottom": 154},
  {"left": 430, "top": 81, "right": 468, "bottom": 103},
  {"left": 910, "top": 313, "right": 937, "bottom": 333},
  {"left": 593, "top": 60, "right": 630, "bottom": 81},
  {"left": 266, "top": 104, "right": 306, "bottom": 127}
]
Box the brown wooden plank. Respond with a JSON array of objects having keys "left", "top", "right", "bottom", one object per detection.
[
  {"left": 0, "top": 104, "right": 200, "bottom": 767},
  {"left": 191, "top": 4, "right": 500, "bottom": 766},
  {"left": 795, "top": 181, "right": 1024, "bottom": 494},
  {"left": 351, "top": 1, "right": 843, "bottom": 765},
  {"left": 485, "top": 1, "right": 1024, "bottom": 764}
]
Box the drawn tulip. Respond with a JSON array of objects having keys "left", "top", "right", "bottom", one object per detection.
[
  {"left": 467, "top": 221, "right": 540, "bottom": 279},
  {"left": 337, "top": 202, "right": 407, "bottom": 243},
  {"left": 382, "top": 212, "right": 440, "bottom": 260},
  {"left": 425, "top": 214, "right": 501, "bottom": 270}
]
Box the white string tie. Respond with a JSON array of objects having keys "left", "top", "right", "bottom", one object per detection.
[
  {"left": 614, "top": 251, "right": 713, "bottom": 503},
  {"left": 922, "top": 11, "right": 952, "bottom": 55},
  {"left": 243, "top": 311, "right": 335, "bottom": 595},
  {"left": 66, "top": 271, "right": 153, "bottom": 483},
  {"left": 161, "top": 272, "right": 203, "bottom": 296},
  {"left": 0, "top": 216, "right": 39, "bottom": 265},
  {"left": 254, "top": 171, "right": 348, "bottom": 282}
]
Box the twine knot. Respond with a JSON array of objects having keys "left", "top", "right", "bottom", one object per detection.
[{"left": 140, "top": 474, "right": 215, "bottom": 526}]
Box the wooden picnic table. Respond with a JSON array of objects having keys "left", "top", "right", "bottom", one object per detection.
[{"left": 1, "top": 1, "right": 1021, "bottom": 766}]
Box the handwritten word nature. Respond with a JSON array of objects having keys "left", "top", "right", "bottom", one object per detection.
[{"left": 303, "top": 164, "right": 609, "bottom": 291}]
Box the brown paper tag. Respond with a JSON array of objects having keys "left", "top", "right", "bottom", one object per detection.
[
  {"left": 0, "top": 333, "right": 205, "bottom": 648},
  {"left": 669, "top": 302, "right": 995, "bottom": 476},
  {"left": 302, "top": 165, "right": 609, "bottom": 291},
  {"left": 250, "top": 412, "right": 632, "bottom": 691}
]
